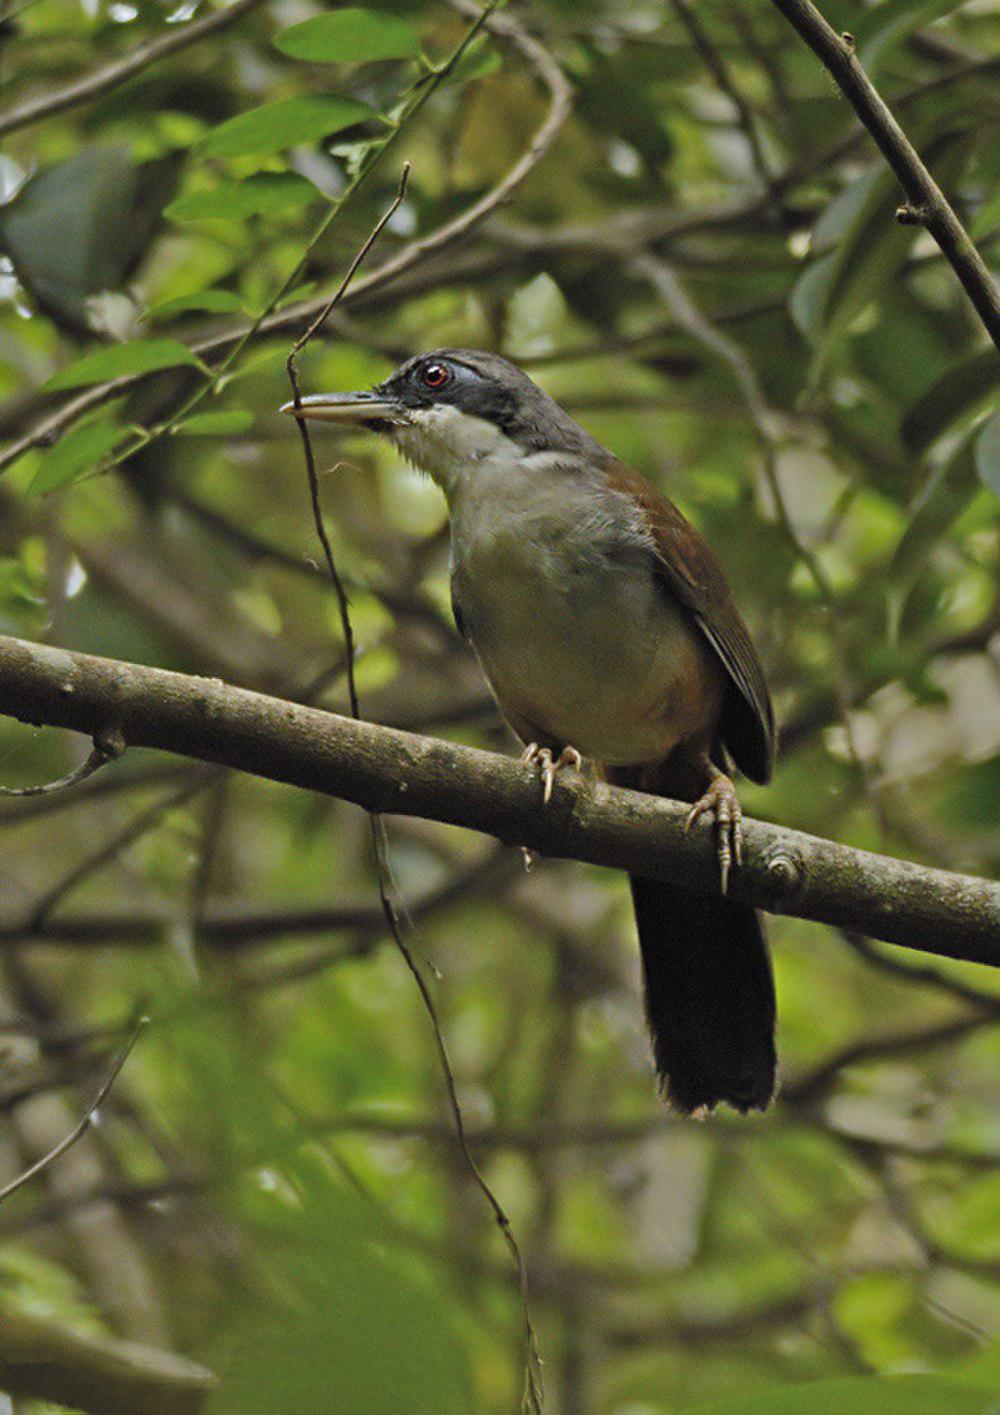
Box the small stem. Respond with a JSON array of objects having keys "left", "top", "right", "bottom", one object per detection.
[{"left": 0, "top": 1017, "right": 147, "bottom": 1204}]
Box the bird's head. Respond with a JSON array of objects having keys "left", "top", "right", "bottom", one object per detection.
[{"left": 281, "top": 348, "right": 605, "bottom": 496}]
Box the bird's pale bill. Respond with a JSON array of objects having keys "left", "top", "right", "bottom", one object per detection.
[{"left": 280, "top": 391, "right": 404, "bottom": 425}]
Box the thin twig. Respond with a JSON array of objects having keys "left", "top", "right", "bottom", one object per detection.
[
  {"left": 0, "top": 747, "right": 105, "bottom": 799},
  {"left": 766, "top": 0, "right": 1000, "bottom": 349},
  {"left": 670, "top": 0, "right": 774, "bottom": 189},
  {"left": 287, "top": 162, "right": 543, "bottom": 1413},
  {"left": 368, "top": 835, "right": 545, "bottom": 1414},
  {"left": 288, "top": 164, "right": 414, "bottom": 376},
  {"left": 0, "top": 1016, "right": 147, "bottom": 1203},
  {"left": 840, "top": 930, "right": 1000, "bottom": 1013},
  {"left": 0, "top": 727, "right": 124, "bottom": 798},
  {"left": 782, "top": 1012, "right": 992, "bottom": 1106},
  {"left": 285, "top": 161, "right": 413, "bottom": 719},
  {"left": 0, "top": 762, "right": 211, "bottom": 824},
  {"left": 24, "top": 772, "right": 220, "bottom": 930}
]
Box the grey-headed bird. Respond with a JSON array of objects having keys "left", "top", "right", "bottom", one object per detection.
[{"left": 284, "top": 350, "right": 777, "bottom": 1113}]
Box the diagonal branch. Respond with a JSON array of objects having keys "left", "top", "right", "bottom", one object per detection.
[
  {"left": 0, "top": 634, "right": 996, "bottom": 965},
  {"left": 765, "top": 0, "right": 1000, "bottom": 350},
  {"left": 0, "top": 0, "right": 267, "bottom": 139},
  {"left": 0, "top": 0, "right": 571, "bottom": 479},
  {"left": 0, "top": 1018, "right": 146, "bottom": 1204}
]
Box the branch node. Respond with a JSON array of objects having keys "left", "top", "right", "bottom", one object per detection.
[
  {"left": 840, "top": 31, "right": 856, "bottom": 51},
  {"left": 765, "top": 850, "right": 804, "bottom": 896},
  {"left": 94, "top": 725, "right": 127, "bottom": 761},
  {"left": 894, "top": 203, "right": 927, "bottom": 226}
]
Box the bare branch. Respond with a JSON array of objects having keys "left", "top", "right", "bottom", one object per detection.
[
  {"left": 0, "top": 634, "right": 996, "bottom": 964},
  {"left": 0, "top": 845, "right": 519, "bottom": 948},
  {"left": 0, "top": 1017, "right": 146, "bottom": 1204},
  {"left": 782, "top": 1011, "right": 996, "bottom": 1107},
  {"left": 766, "top": 0, "right": 1000, "bottom": 349},
  {"left": 0, "top": 0, "right": 266, "bottom": 139},
  {"left": 0, "top": 728, "right": 125, "bottom": 799},
  {"left": 23, "top": 774, "right": 220, "bottom": 930},
  {"left": 670, "top": 0, "right": 774, "bottom": 189}
]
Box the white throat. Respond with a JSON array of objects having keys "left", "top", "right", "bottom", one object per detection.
[{"left": 389, "top": 404, "right": 525, "bottom": 500}]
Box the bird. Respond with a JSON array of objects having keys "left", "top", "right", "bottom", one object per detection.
[{"left": 283, "top": 349, "right": 777, "bottom": 1114}]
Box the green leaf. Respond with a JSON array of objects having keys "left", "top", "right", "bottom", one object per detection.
[
  {"left": 145, "top": 290, "right": 249, "bottom": 321},
  {"left": 43, "top": 339, "right": 205, "bottom": 391},
  {"left": 684, "top": 1373, "right": 998, "bottom": 1414},
  {"left": 200, "top": 96, "right": 373, "bottom": 158},
  {"left": 971, "top": 187, "right": 1000, "bottom": 240},
  {"left": 886, "top": 440, "right": 978, "bottom": 631},
  {"left": 164, "top": 173, "right": 321, "bottom": 222},
  {"left": 855, "top": 0, "right": 973, "bottom": 71},
  {"left": 172, "top": 410, "right": 254, "bottom": 436},
  {"left": 789, "top": 167, "right": 914, "bottom": 373},
  {"left": 273, "top": 8, "right": 420, "bottom": 63},
  {"left": 204, "top": 1156, "right": 473, "bottom": 1415},
  {"left": 974, "top": 405, "right": 1000, "bottom": 496},
  {"left": 0, "top": 146, "right": 179, "bottom": 337},
  {"left": 28, "top": 419, "right": 128, "bottom": 494},
  {"left": 900, "top": 351, "right": 1000, "bottom": 453},
  {"left": 956, "top": 1343, "right": 1000, "bottom": 1392},
  {"left": 788, "top": 250, "right": 838, "bottom": 345}
]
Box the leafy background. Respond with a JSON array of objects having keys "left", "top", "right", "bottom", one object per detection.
[{"left": 0, "top": 0, "right": 998, "bottom": 1411}]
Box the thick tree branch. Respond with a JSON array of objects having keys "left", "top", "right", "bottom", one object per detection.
[
  {"left": 0, "top": 635, "right": 996, "bottom": 964},
  {"left": 766, "top": 0, "right": 1000, "bottom": 350}
]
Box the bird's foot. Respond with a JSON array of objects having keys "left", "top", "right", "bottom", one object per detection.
[
  {"left": 521, "top": 743, "right": 583, "bottom": 805},
  {"left": 684, "top": 769, "right": 743, "bottom": 895}
]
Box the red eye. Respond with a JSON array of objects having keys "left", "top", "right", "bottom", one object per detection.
[{"left": 421, "top": 362, "right": 450, "bottom": 389}]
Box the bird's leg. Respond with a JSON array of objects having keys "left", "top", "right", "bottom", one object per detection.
[
  {"left": 521, "top": 743, "right": 583, "bottom": 805},
  {"left": 684, "top": 759, "right": 743, "bottom": 895}
]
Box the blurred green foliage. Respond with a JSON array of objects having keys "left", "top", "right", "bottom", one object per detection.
[{"left": 0, "top": 0, "right": 998, "bottom": 1411}]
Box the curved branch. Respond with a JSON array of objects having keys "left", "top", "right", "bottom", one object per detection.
[
  {"left": 767, "top": 0, "right": 1000, "bottom": 349},
  {"left": 0, "top": 634, "right": 996, "bottom": 964},
  {"left": 0, "top": 0, "right": 266, "bottom": 139},
  {"left": 0, "top": 743, "right": 110, "bottom": 799}
]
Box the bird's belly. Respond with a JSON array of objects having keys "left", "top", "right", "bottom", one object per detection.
[{"left": 454, "top": 540, "right": 721, "bottom": 766}]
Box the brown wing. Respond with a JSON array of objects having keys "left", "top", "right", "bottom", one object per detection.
[{"left": 606, "top": 460, "right": 776, "bottom": 784}]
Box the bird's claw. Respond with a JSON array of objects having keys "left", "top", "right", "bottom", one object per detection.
[
  {"left": 684, "top": 772, "right": 743, "bottom": 894},
  {"left": 521, "top": 743, "right": 583, "bottom": 805}
]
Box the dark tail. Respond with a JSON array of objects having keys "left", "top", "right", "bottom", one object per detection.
[{"left": 629, "top": 877, "right": 776, "bottom": 1114}]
